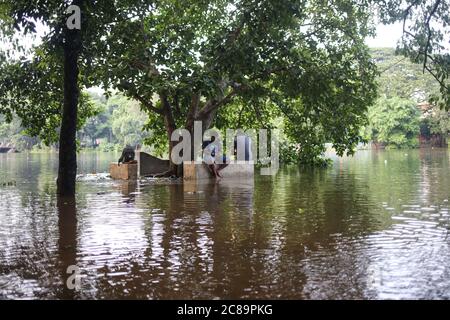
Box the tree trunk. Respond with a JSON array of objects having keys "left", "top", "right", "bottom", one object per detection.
[
  {"left": 161, "top": 94, "right": 181, "bottom": 176},
  {"left": 57, "top": 1, "right": 82, "bottom": 196},
  {"left": 200, "top": 110, "right": 218, "bottom": 133},
  {"left": 166, "top": 117, "right": 179, "bottom": 175},
  {"left": 162, "top": 91, "right": 220, "bottom": 178}
]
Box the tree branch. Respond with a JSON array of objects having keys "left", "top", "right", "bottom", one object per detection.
[
  {"left": 424, "top": 63, "right": 449, "bottom": 91},
  {"left": 185, "top": 91, "right": 200, "bottom": 128},
  {"left": 415, "top": 50, "right": 449, "bottom": 91},
  {"left": 379, "top": 57, "right": 407, "bottom": 74},
  {"left": 118, "top": 81, "right": 163, "bottom": 115},
  {"left": 423, "top": 0, "right": 441, "bottom": 72},
  {"left": 198, "top": 90, "right": 238, "bottom": 118},
  {"left": 237, "top": 104, "right": 245, "bottom": 128},
  {"left": 402, "top": 0, "right": 421, "bottom": 43},
  {"left": 173, "top": 93, "right": 181, "bottom": 116}
]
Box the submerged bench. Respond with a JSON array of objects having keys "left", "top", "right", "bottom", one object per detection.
[{"left": 183, "top": 161, "right": 254, "bottom": 181}]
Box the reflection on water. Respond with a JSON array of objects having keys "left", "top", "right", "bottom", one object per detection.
[{"left": 0, "top": 149, "right": 449, "bottom": 299}]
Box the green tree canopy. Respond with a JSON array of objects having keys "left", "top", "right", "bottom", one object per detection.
[
  {"left": 365, "top": 97, "right": 421, "bottom": 148},
  {"left": 371, "top": 47, "right": 439, "bottom": 100},
  {"left": 91, "top": 0, "right": 378, "bottom": 170},
  {"left": 0, "top": 0, "right": 156, "bottom": 193}
]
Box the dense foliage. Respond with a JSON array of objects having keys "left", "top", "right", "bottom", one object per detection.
[
  {"left": 0, "top": 0, "right": 153, "bottom": 143},
  {"left": 78, "top": 93, "right": 150, "bottom": 150},
  {"left": 2, "top": 47, "right": 449, "bottom": 154},
  {"left": 367, "top": 48, "right": 450, "bottom": 148}
]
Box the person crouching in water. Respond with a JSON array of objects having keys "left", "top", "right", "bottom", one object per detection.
[{"left": 202, "top": 136, "right": 229, "bottom": 178}]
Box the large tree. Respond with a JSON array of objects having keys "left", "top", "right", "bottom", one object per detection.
[
  {"left": 59, "top": 0, "right": 83, "bottom": 196},
  {"left": 0, "top": 0, "right": 84, "bottom": 196},
  {"left": 90, "top": 0, "right": 378, "bottom": 173},
  {"left": 0, "top": 0, "right": 153, "bottom": 195}
]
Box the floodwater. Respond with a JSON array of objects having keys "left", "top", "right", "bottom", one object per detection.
[{"left": 0, "top": 149, "right": 449, "bottom": 299}]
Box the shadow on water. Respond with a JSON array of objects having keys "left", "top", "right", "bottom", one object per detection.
[{"left": 57, "top": 196, "right": 78, "bottom": 300}]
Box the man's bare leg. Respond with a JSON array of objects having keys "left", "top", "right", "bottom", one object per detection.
[
  {"left": 216, "top": 163, "right": 228, "bottom": 178},
  {"left": 208, "top": 164, "right": 219, "bottom": 178}
]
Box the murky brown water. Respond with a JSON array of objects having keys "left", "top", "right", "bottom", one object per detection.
[{"left": 0, "top": 149, "right": 449, "bottom": 299}]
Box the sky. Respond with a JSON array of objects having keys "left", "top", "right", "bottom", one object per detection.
[{"left": 366, "top": 22, "right": 404, "bottom": 48}]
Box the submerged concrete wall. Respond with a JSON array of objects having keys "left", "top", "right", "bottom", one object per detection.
[
  {"left": 110, "top": 154, "right": 253, "bottom": 181},
  {"left": 138, "top": 152, "right": 170, "bottom": 177},
  {"left": 110, "top": 163, "right": 138, "bottom": 180},
  {"left": 183, "top": 161, "right": 254, "bottom": 180}
]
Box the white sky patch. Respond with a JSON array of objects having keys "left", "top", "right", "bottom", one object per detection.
[
  {"left": 366, "top": 22, "right": 404, "bottom": 48},
  {"left": 0, "top": 21, "right": 48, "bottom": 59}
]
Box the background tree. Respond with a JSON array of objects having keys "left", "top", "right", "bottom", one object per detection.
[
  {"left": 370, "top": 47, "right": 450, "bottom": 147},
  {"left": 379, "top": 0, "right": 450, "bottom": 109},
  {"left": 77, "top": 96, "right": 111, "bottom": 148},
  {"left": 421, "top": 107, "right": 450, "bottom": 146},
  {"left": 372, "top": 47, "right": 439, "bottom": 100},
  {"left": 364, "top": 97, "right": 421, "bottom": 148},
  {"left": 110, "top": 96, "right": 150, "bottom": 148},
  {"left": 0, "top": 114, "right": 38, "bottom": 150}
]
